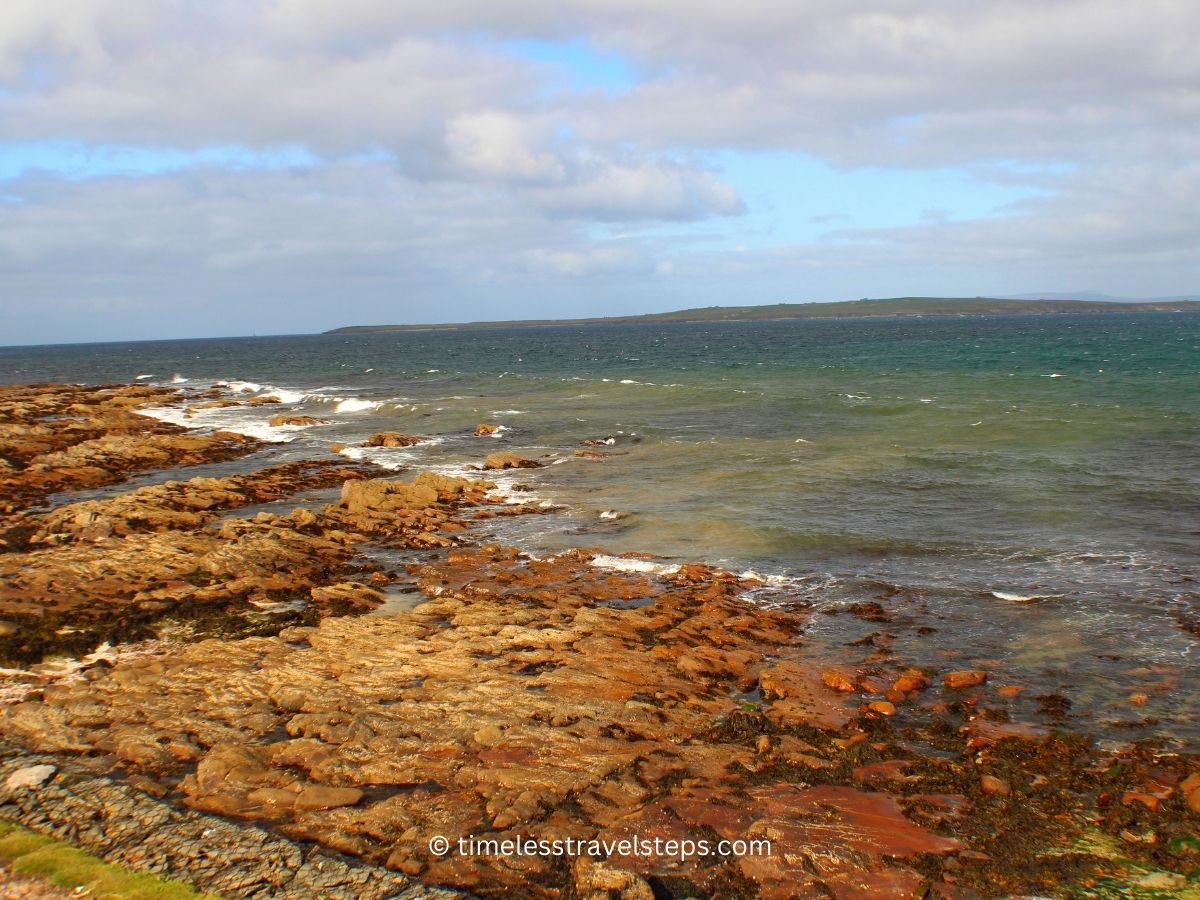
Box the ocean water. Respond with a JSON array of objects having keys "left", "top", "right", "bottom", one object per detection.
[{"left": 3, "top": 313, "right": 1198, "bottom": 743}]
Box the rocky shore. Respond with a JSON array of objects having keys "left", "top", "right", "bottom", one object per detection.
[{"left": 0, "top": 383, "right": 1197, "bottom": 898}]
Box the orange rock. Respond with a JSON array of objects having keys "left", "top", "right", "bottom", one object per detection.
[
  {"left": 1122, "top": 791, "right": 1159, "bottom": 812},
  {"left": 891, "top": 670, "right": 928, "bottom": 694},
  {"left": 943, "top": 671, "right": 987, "bottom": 690},
  {"left": 834, "top": 732, "right": 869, "bottom": 750},
  {"left": 1187, "top": 790, "right": 1200, "bottom": 816},
  {"left": 821, "top": 669, "right": 858, "bottom": 692},
  {"left": 473, "top": 423, "right": 499, "bottom": 436},
  {"left": 867, "top": 700, "right": 896, "bottom": 717},
  {"left": 1128, "top": 692, "right": 1149, "bottom": 706},
  {"left": 269, "top": 414, "right": 321, "bottom": 427},
  {"left": 980, "top": 775, "right": 1011, "bottom": 796},
  {"left": 997, "top": 685, "right": 1024, "bottom": 698}
]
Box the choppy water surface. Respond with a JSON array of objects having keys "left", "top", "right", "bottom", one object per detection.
[{"left": 3, "top": 313, "right": 1198, "bottom": 744}]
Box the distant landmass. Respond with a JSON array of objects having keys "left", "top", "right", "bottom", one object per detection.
[{"left": 326, "top": 296, "right": 1200, "bottom": 334}]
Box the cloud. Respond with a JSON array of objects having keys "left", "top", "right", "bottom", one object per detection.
[{"left": 0, "top": 1, "right": 1197, "bottom": 343}]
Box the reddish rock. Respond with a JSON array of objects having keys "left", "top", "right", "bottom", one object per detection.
[
  {"left": 269, "top": 414, "right": 321, "bottom": 427},
  {"left": 473, "top": 423, "right": 500, "bottom": 436}
]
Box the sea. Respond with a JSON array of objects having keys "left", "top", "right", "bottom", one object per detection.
[{"left": 3, "top": 312, "right": 1198, "bottom": 745}]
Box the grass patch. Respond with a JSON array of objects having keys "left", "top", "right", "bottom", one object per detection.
[{"left": 0, "top": 821, "right": 217, "bottom": 899}]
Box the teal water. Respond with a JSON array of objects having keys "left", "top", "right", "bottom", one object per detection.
[{"left": 3, "top": 313, "right": 1198, "bottom": 743}]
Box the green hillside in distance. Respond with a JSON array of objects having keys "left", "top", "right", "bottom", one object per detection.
[{"left": 325, "top": 296, "right": 1199, "bottom": 334}]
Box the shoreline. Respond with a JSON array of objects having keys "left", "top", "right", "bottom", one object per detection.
[{"left": 0, "top": 382, "right": 1197, "bottom": 898}]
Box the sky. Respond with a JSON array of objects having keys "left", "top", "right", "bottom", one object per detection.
[{"left": 1, "top": 1, "right": 1198, "bottom": 344}]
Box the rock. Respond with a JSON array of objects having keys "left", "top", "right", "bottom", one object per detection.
[
  {"left": 574, "top": 449, "right": 608, "bottom": 459},
  {"left": 821, "top": 669, "right": 858, "bottom": 692},
  {"left": 293, "top": 785, "right": 364, "bottom": 812},
  {"left": 330, "top": 442, "right": 347, "bottom": 453},
  {"left": 1128, "top": 692, "right": 1149, "bottom": 706},
  {"left": 867, "top": 700, "right": 896, "bottom": 716},
  {"left": 474, "top": 423, "right": 500, "bottom": 436},
  {"left": 269, "top": 415, "right": 322, "bottom": 427},
  {"left": 980, "top": 775, "right": 1011, "bottom": 796},
  {"left": 573, "top": 857, "right": 654, "bottom": 900},
  {"left": 891, "top": 669, "right": 928, "bottom": 694},
  {"left": 364, "top": 432, "right": 427, "bottom": 448},
  {"left": 310, "top": 582, "right": 386, "bottom": 611},
  {"left": 482, "top": 452, "right": 542, "bottom": 470},
  {"left": 1122, "top": 791, "right": 1159, "bottom": 812},
  {"left": 944, "top": 671, "right": 987, "bottom": 690},
  {"left": 4, "top": 764, "right": 56, "bottom": 791},
  {"left": 1187, "top": 788, "right": 1200, "bottom": 816}
]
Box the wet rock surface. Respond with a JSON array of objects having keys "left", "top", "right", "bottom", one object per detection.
[
  {"left": 0, "top": 744, "right": 463, "bottom": 899},
  {"left": 0, "top": 384, "right": 260, "bottom": 517},
  {"left": 0, "top": 383, "right": 1197, "bottom": 899}
]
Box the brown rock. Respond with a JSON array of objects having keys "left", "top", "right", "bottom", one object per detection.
[
  {"left": 269, "top": 415, "right": 321, "bottom": 427},
  {"left": 573, "top": 857, "right": 654, "bottom": 900},
  {"left": 867, "top": 700, "right": 896, "bottom": 717},
  {"left": 474, "top": 423, "right": 500, "bottom": 436},
  {"left": 482, "top": 452, "right": 542, "bottom": 470},
  {"left": 293, "top": 785, "right": 364, "bottom": 812},
  {"left": 944, "top": 671, "right": 988, "bottom": 690},
  {"left": 364, "top": 432, "right": 427, "bottom": 448}
]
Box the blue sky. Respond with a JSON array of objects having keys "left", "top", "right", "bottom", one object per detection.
[{"left": 1, "top": 3, "right": 1196, "bottom": 344}]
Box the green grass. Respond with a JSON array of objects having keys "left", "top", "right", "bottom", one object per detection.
[{"left": 0, "top": 821, "right": 217, "bottom": 899}]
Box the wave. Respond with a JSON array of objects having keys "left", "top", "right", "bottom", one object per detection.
[{"left": 590, "top": 555, "right": 680, "bottom": 576}]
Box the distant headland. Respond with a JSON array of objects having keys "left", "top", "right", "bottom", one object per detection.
[{"left": 326, "top": 295, "right": 1200, "bottom": 334}]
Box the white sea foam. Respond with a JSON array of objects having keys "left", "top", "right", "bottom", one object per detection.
[
  {"left": 219, "top": 380, "right": 263, "bottom": 393},
  {"left": 262, "top": 388, "right": 305, "bottom": 404},
  {"left": 991, "top": 591, "right": 1061, "bottom": 603},
  {"left": 170, "top": 374, "right": 188, "bottom": 384},
  {"left": 491, "top": 410, "right": 525, "bottom": 415},
  {"left": 334, "top": 397, "right": 381, "bottom": 413},
  {"left": 139, "top": 404, "right": 295, "bottom": 443},
  {"left": 738, "top": 570, "right": 793, "bottom": 587},
  {"left": 599, "top": 510, "right": 622, "bottom": 520},
  {"left": 135, "top": 373, "right": 155, "bottom": 380},
  {"left": 590, "top": 555, "right": 680, "bottom": 576}
]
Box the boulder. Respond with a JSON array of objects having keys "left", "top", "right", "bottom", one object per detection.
[
  {"left": 474, "top": 423, "right": 500, "bottom": 436},
  {"left": 364, "top": 432, "right": 426, "bottom": 448},
  {"left": 482, "top": 452, "right": 542, "bottom": 471},
  {"left": 269, "top": 415, "right": 321, "bottom": 427},
  {"left": 943, "top": 671, "right": 988, "bottom": 690}
]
